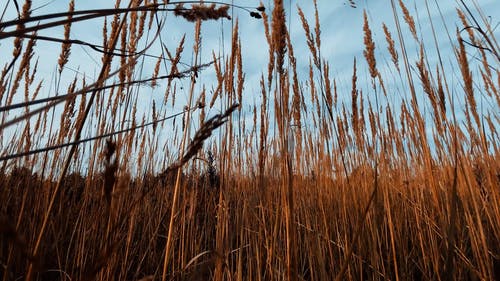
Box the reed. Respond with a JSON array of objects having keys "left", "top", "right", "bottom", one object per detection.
[{"left": 1, "top": 0, "right": 499, "bottom": 280}]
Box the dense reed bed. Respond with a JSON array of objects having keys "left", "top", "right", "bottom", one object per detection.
[{"left": 1, "top": 0, "right": 499, "bottom": 280}]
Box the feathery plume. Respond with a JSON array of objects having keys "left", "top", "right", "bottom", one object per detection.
[
  {"left": 398, "top": 0, "right": 417, "bottom": 41},
  {"left": 298, "top": 6, "right": 319, "bottom": 68},
  {"left": 174, "top": 4, "right": 231, "bottom": 22},
  {"left": 383, "top": 23, "right": 399, "bottom": 72},
  {"left": 58, "top": 0, "right": 74, "bottom": 72},
  {"left": 272, "top": 0, "right": 287, "bottom": 74},
  {"left": 363, "top": 11, "right": 378, "bottom": 79}
]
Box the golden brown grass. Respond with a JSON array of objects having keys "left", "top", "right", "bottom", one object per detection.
[{"left": 1, "top": 0, "right": 499, "bottom": 280}]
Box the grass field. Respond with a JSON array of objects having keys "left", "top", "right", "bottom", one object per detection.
[{"left": 1, "top": 0, "right": 499, "bottom": 280}]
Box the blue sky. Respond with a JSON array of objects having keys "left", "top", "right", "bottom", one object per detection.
[{"left": 0, "top": 0, "right": 499, "bottom": 170}]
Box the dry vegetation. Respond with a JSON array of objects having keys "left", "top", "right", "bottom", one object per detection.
[{"left": 1, "top": 0, "right": 499, "bottom": 280}]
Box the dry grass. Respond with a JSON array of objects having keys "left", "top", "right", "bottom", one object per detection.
[{"left": 1, "top": 0, "right": 499, "bottom": 280}]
